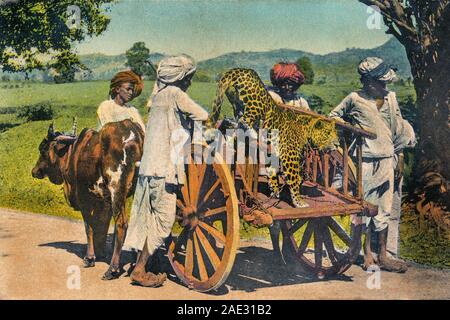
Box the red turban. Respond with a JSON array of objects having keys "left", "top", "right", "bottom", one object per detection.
[
  {"left": 110, "top": 70, "right": 144, "bottom": 98},
  {"left": 270, "top": 63, "right": 305, "bottom": 87}
]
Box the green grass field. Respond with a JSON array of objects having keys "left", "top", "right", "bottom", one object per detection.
[{"left": 3, "top": 80, "right": 446, "bottom": 269}]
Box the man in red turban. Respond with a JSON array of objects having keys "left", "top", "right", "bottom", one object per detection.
[{"left": 268, "top": 62, "right": 310, "bottom": 110}]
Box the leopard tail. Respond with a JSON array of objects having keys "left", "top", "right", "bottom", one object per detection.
[{"left": 207, "top": 74, "right": 232, "bottom": 127}]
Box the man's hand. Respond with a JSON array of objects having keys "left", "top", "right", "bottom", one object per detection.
[{"left": 395, "top": 153, "right": 404, "bottom": 181}]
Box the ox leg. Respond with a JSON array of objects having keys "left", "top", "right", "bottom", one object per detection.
[
  {"left": 93, "top": 206, "right": 112, "bottom": 260},
  {"left": 102, "top": 208, "right": 127, "bottom": 280},
  {"left": 82, "top": 215, "right": 96, "bottom": 268}
]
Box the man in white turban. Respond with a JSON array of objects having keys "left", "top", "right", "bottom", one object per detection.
[
  {"left": 329, "top": 57, "right": 415, "bottom": 273},
  {"left": 124, "top": 55, "right": 209, "bottom": 287}
]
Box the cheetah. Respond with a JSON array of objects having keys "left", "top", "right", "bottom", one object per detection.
[{"left": 207, "top": 68, "right": 337, "bottom": 208}]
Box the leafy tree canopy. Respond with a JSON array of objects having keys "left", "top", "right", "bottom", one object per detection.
[
  {"left": 0, "top": 0, "right": 115, "bottom": 81},
  {"left": 296, "top": 56, "right": 315, "bottom": 85},
  {"left": 125, "top": 41, "right": 156, "bottom": 80}
]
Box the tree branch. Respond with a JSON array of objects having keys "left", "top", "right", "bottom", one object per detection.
[{"left": 359, "top": 0, "right": 418, "bottom": 35}]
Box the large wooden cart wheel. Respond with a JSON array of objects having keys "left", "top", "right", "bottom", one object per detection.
[
  {"left": 280, "top": 216, "right": 362, "bottom": 278},
  {"left": 277, "top": 148, "right": 363, "bottom": 278},
  {"left": 168, "top": 143, "right": 239, "bottom": 292}
]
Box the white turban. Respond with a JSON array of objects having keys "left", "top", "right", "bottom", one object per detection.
[
  {"left": 358, "top": 57, "right": 397, "bottom": 83},
  {"left": 147, "top": 55, "right": 197, "bottom": 110}
]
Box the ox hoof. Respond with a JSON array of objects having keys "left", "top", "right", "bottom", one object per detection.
[
  {"left": 102, "top": 266, "right": 122, "bottom": 280},
  {"left": 83, "top": 256, "right": 96, "bottom": 268}
]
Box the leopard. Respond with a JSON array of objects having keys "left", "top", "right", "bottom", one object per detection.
[{"left": 207, "top": 68, "right": 337, "bottom": 208}]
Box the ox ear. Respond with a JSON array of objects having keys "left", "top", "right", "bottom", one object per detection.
[
  {"left": 53, "top": 141, "right": 71, "bottom": 158},
  {"left": 47, "top": 121, "right": 55, "bottom": 138}
]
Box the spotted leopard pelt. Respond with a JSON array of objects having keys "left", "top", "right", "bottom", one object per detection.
[{"left": 207, "top": 68, "right": 337, "bottom": 208}]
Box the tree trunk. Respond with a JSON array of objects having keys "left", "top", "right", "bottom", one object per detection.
[{"left": 408, "top": 34, "right": 450, "bottom": 209}]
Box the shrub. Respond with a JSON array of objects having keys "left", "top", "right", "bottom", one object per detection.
[
  {"left": 0, "top": 106, "right": 19, "bottom": 115},
  {"left": 17, "top": 103, "right": 55, "bottom": 122}
]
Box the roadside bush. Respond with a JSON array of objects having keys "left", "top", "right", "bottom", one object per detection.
[
  {"left": 17, "top": 103, "right": 55, "bottom": 122},
  {"left": 0, "top": 106, "right": 19, "bottom": 115}
]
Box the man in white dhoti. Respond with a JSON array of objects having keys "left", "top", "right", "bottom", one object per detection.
[
  {"left": 124, "top": 55, "right": 209, "bottom": 287},
  {"left": 329, "top": 57, "right": 414, "bottom": 273},
  {"left": 96, "top": 70, "right": 146, "bottom": 132},
  {"left": 389, "top": 119, "right": 416, "bottom": 256}
]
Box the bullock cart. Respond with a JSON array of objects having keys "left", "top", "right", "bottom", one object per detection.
[{"left": 167, "top": 104, "right": 378, "bottom": 292}]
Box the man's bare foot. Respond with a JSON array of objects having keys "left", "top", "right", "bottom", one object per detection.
[
  {"left": 362, "top": 254, "right": 377, "bottom": 271},
  {"left": 379, "top": 255, "right": 408, "bottom": 273},
  {"left": 243, "top": 210, "right": 273, "bottom": 227},
  {"left": 130, "top": 270, "right": 167, "bottom": 287}
]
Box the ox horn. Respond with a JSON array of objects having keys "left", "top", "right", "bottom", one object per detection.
[
  {"left": 71, "top": 117, "right": 77, "bottom": 136},
  {"left": 48, "top": 121, "right": 55, "bottom": 137}
]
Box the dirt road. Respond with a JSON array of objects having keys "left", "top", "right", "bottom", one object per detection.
[{"left": 1, "top": 208, "right": 449, "bottom": 300}]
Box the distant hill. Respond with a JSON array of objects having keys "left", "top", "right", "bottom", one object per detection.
[
  {"left": 198, "top": 37, "right": 411, "bottom": 83},
  {"left": 78, "top": 52, "right": 165, "bottom": 80},
  {"left": 0, "top": 38, "right": 410, "bottom": 84}
]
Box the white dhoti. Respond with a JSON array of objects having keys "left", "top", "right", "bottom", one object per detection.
[
  {"left": 124, "top": 176, "right": 177, "bottom": 255},
  {"left": 362, "top": 157, "right": 394, "bottom": 232}
]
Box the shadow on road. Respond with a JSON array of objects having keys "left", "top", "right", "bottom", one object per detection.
[
  {"left": 40, "top": 234, "right": 355, "bottom": 296},
  {"left": 39, "top": 234, "right": 134, "bottom": 263}
]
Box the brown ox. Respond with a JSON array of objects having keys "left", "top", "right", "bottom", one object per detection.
[{"left": 32, "top": 119, "right": 144, "bottom": 280}]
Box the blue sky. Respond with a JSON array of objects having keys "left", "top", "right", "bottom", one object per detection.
[{"left": 76, "top": 0, "right": 391, "bottom": 60}]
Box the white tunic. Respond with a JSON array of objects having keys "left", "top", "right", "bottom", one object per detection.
[
  {"left": 268, "top": 89, "right": 310, "bottom": 110},
  {"left": 329, "top": 90, "right": 403, "bottom": 158},
  {"left": 96, "top": 99, "right": 146, "bottom": 132},
  {"left": 138, "top": 85, "right": 209, "bottom": 184}
]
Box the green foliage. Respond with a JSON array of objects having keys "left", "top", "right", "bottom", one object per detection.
[
  {"left": 125, "top": 42, "right": 156, "bottom": 80},
  {"left": 305, "top": 94, "right": 331, "bottom": 114},
  {"left": 399, "top": 95, "right": 417, "bottom": 131},
  {"left": 296, "top": 56, "right": 315, "bottom": 85},
  {"left": 400, "top": 211, "right": 450, "bottom": 268},
  {"left": 52, "top": 50, "right": 87, "bottom": 83},
  {"left": 17, "top": 102, "right": 55, "bottom": 121},
  {"left": 0, "top": 0, "right": 115, "bottom": 78},
  {"left": 0, "top": 106, "right": 19, "bottom": 115},
  {"left": 192, "top": 69, "right": 213, "bottom": 82}
]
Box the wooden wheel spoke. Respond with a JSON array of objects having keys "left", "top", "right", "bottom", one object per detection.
[
  {"left": 321, "top": 223, "right": 338, "bottom": 265},
  {"left": 298, "top": 220, "right": 314, "bottom": 256},
  {"left": 174, "top": 227, "right": 188, "bottom": 255},
  {"left": 314, "top": 221, "right": 323, "bottom": 269},
  {"left": 181, "top": 185, "right": 190, "bottom": 208},
  {"left": 188, "top": 162, "right": 200, "bottom": 209},
  {"left": 193, "top": 231, "right": 209, "bottom": 281},
  {"left": 289, "top": 219, "right": 308, "bottom": 235},
  {"left": 200, "top": 179, "right": 221, "bottom": 206},
  {"left": 176, "top": 199, "right": 186, "bottom": 210},
  {"left": 197, "top": 163, "right": 207, "bottom": 191},
  {"left": 203, "top": 206, "right": 227, "bottom": 218},
  {"left": 199, "top": 221, "right": 226, "bottom": 246},
  {"left": 195, "top": 227, "right": 221, "bottom": 270},
  {"left": 185, "top": 235, "right": 194, "bottom": 278},
  {"left": 327, "top": 217, "right": 352, "bottom": 246}
]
